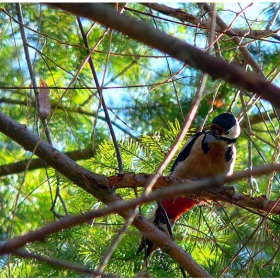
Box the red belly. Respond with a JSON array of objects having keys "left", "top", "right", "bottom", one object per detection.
[{"left": 160, "top": 196, "right": 199, "bottom": 222}]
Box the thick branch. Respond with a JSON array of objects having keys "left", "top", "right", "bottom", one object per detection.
[
  {"left": 0, "top": 111, "right": 113, "bottom": 203},
  {"left": 49, "top": 3, "right": 280, "bottom": 109},
  {"left": 0, "top": 110, "right": 210, "bottom": 277},
  {"left": 2, "top": 110, "right": 280, "bottom": 276},
  {"left": 108, "top": 171, "right": 280, "bottom": 215}
]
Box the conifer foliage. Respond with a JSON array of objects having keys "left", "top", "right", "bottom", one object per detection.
[{"left": 0, "top": 3, "right": 280, "bottom": 277}]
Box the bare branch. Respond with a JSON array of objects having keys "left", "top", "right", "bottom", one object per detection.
[
  {"left": 77, "top": 16, "right": 124, "bottom": 175},
  {"left": 0, "top": 110, "right": 113, "bottom": 202},
  {"left": 0, "top": 147, "right": 94, "bottom": 177},
  {"left": 13, "top": 249, "right": 117, "bottom": 278},
  {"left": 108, "top": 171, "right": 280, "bottom": 216},
  {"left": 0, "top": 109, "right": 211, "bottom": 277},
  {"left": 49, "top": 3, "right": 280, "bottom": 110},
  {"left": 199, "top": 3, "right": 264, "bottom": 76},
  {"left": 2, "top": 110, "right": 280, "bottom": 277},
  {"left": 142, "top": 3, "right": 279, "bottom": 40}
]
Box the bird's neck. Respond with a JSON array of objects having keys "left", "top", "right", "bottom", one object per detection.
[{"left": 218, "top": 136, "right": 237, "bottom": 145}]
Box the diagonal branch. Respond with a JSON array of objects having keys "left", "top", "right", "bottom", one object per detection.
[
  {"left": 76, "top": 16, "right": 124, "bottom": 175},
  {"left": 49, "top": 3, "right": 280, "bottom": 110},
  {"left": 199, "top": 3, "right": 264, "bottom": 76},
  {"left": 0, "top": 147, "right": 94, "bottom": 177},
  {"left": 13, "top": 249, "right": 117, "bottom": 278},
  {"left": 1, "top": 110, "right": 280, "bottom": 276},
  {"left": 0, "top": 110, "right": 211, "bottom": 278},
  {"left": 141, "top": 3, "right": 279, "bottom": 40}
]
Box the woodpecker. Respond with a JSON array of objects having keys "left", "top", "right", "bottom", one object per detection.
[{"left": 137, "top": 112, "right": 240, "bottom": 261}]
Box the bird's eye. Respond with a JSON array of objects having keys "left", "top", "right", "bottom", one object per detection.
[{"left": 211, "top": 124, "right": 224, "bottom": 135}]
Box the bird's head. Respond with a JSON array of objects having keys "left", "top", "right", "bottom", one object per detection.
[{"left": 204, "top": 112, "right": 241, "bottom": 144}]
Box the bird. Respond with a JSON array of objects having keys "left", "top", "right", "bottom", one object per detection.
[{"left": 137, "top": 112, "right": 241, "bottom": 264}]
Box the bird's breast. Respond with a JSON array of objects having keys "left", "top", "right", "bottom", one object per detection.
[{"left": 171, "top": 135, "right": 235, "bottom": 179}]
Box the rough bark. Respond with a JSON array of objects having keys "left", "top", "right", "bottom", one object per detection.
[
  {"left": 0, "top": 110, "right": 211, "bottom": 277},
  {"left": 1, "top": 110, "right": 280, "bottom": 276},
  {"left": 49, "top": 3, "right": 280, "bottom": 109}
]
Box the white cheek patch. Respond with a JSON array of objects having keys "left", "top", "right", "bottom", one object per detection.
[
  {"left": 229, "top": 125, "right": 240, "bottom": 138},
  {"left": 224, "top": 120, "right": 241, "bottom": 139}
]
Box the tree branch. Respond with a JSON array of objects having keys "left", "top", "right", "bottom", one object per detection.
[
  {"left": 0, "top": 97, "right": 137, "bottom": 139},
  {"left": 0, "top": 147, "right": 94, "bottom": 177},
  {"left": 13, "top": 249, "right": 117, "bottom": 278},
  {"left": 108, "top": 171, "right": 280, "bottom": 216},
  {"left": 0, "top": 110, "right": 211, "bottom": 277},
  {"left": 141, "top": 3, "right": 279, "bottom": 40},
  {"left": 1, "top": 110, "right": 280, "bottom": 276},
  {"left": 198, "top": 3, "right": 264, "bottom": 76},
  {"left": 0, "top": 110, "right": 113, "bottom": 203},
  {"left": 49, "top": 3, "right": 280, "bottom": 110}
]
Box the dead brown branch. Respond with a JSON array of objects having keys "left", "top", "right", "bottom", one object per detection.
[
  {"left": 49, "top": 3, "right": 280, "bottom": 110},
  {"left": 108, "top": 172, "right": 280, "bottom": 215},
  {"left": 142, "top": 3, "right": 278, "bottom": 40},
  {"left": 1, "top": 110, "right": 280, "bottom": 276},
  {"left": 0, "top": 110, "right": 212, "bottom": 277},
  {"left": 14, "top": 249, "right": 117, "bottom": 278}
]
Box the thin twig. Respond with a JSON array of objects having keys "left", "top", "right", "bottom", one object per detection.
[
  {"left": 95, "top": 209, "right": 137, "bottom": 276},
  {"left": 148, "top": 5, "right": 184, "bottom": 119},
  {"left": 13, "top": 249, "right": 117, "bottom": 278},
  {"left": 263, "top": 244, "right": 280, "bottom": 267},
  {"left": 141, "top": 44, "right": 211, "bottom": 197},
  {"left": 199, "top": 3, "right": 264, "bottom": 76},
  {"left": 16, "top": 3, "right": 53, "bottom": 140},
  {"left": 198, "top": 3, "right": 218, "bottom": 129},
  {"left": 266, "top": 3, "right": 280, "bottom": 30},
  {"left": 77, "top": 17, "right": 124, "bottom": 175},
  {"left": 234, "top": 244, "right": 269, "bottom": 277},
  {"left": 219, "top": 207, "right": 253, "bottom": 264},
  {"left": 15, "top": 3, "right": 39, "bottom": 106},
  {"left": 78, "top": 7, "right": 137, "bottom": 274},
  {"left": 240, "top": 93, "right": 256, "bottom": 194},
  {"left": 16, "top": 3, "right": 67, "bottom": 217},
  {"left": 49, "top": 3, "right": 280, "bottom": 110},
  {"left": 219, "top": 196, "right": 280, "bottom": 277}
]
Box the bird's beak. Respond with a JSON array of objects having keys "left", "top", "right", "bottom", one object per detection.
[{"left": 204, "top": 131, "right": 220, "bottom": 143}]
